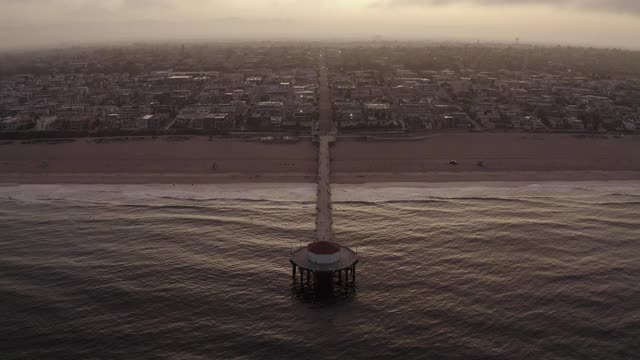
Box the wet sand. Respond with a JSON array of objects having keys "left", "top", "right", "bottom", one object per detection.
[{"left": 1, "top": 134, "right": 640, "bottom": 184}]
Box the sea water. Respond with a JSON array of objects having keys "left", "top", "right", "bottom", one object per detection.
[{"left": 1, "top": 182, "right": 638, "bottom": 359}]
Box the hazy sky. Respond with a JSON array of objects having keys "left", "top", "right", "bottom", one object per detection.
[{"left": 1, "top": 0, "right": 640, "bottom": 50}]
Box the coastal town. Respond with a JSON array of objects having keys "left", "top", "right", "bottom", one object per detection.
[
  {"left": 1, "top": 43, "right": 640, "bottom": 137},
  {"left": 4, "top": 0, "right": 640, "bottom": 357}
]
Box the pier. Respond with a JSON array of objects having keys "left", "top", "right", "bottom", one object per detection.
[
  {"left": 316, "top": 136, "right": 333, "bottom": 242},
  {"left": 315, "top": 55, "right": 336, "bottom": 242},
  {"left": 289, "top": 55, "right": 358, "bottom": 295}
]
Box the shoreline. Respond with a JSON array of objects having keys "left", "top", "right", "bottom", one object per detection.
[{"left": 2, "top": 170, "right": 640, "bottom": 185}]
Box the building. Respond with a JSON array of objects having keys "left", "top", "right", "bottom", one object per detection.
[
  {"left": 291, "top": 104, "right": 316, "bottom": 128},
  {"left": 137, "top": 114, "right": 171, "bottom": 130},
  {"left": 1, "top": 116, "right": 35, "bottom": 131},
  {"left": 249, "top": 101, "right": 285, "bottom": 129},
  {"left": 364, "top": 103, "right": 393, "bottom": 127},
  {"left": 335, "top": 102, "right": 364, "bottom": 128},
  {"left": 400, "top": 102, "right": 432, "bottom": 130}
]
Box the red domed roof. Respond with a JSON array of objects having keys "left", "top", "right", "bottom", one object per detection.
[{"left": 308, "top": 241, "right": 341, "bottom": 255}]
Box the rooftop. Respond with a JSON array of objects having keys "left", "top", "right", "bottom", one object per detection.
[
  {"left": 308, "top": 241, "right": 341, "bottom": 255},
  {"left": 290, "top": 244, "right": 358, "bottom": 272}
]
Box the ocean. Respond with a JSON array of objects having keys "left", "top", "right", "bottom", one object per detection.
[{"left": 1, "top": 182, "right": 639, "bottom": 359}]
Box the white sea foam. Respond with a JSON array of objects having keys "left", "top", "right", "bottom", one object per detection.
[
  {"left": 1, "top": 181, "right": 640, "bottom": 204},
  {"left": 0, "top": 183, "right": 317, "bottom": 204},
  {"left": 332, "top": 181, "right": 640, "bottom": 202}
]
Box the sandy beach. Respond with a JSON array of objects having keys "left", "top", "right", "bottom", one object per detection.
[
  {"left": 1, "top": 133, "right": 639, "bottom": 184},
  {"left": 332, "top": 133, "right": 640, "bottom": 183}
]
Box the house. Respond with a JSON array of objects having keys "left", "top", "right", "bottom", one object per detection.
[
  {"left": 175, "top": 112, "right": 231, "bottom": 130},
  {"left": 335, "top": 102, "right": 364, "bottom": 128},
  {"left": 364, "top": 103, "right": 393, "bottom": 127},
  {"left": 291, "top": 104, "right": 316, "bottom": 128},
  {"left": 249, "top": 101, "right": 285, "bottom": 128},
  {"left": 451, "top": 112, "right": 473, "bottom": 128},
  {"left": 400, "top": 102, "right": 431, "bottom": 129},
  {"left": 137, "top": 114, "right": 170, "bottom": 130},
  {"left": 568, "top": 117, "right": 585, "bottom": 130}
]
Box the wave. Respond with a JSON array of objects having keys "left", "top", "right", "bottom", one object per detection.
[
  {"left": 333, "top": 181, "right": 640, "bottom": 202},
  {"left": 579, "top": 216, "right": 640, "bottom": 230},
  {"left": 2, "top": 181, "right": 639, "bottom": 359},
  {"left": 0, "top": 184, "right": 317, "bottom": 204},
  {"left": 604, "top": 192, "right": 640, "bottom": 199},
  {"left": 3, "top": 182, "right": 640, "bottom": 208},
  {"left": 119, "top": 204, "right": 217, "bottom": 211},
  {"left": 594, "top": 201, "right": 640, "bottom": 206},
  {"left": 158, "top": 196, "right": 316, "bottom": 205},
  {"left": 334, "top": 197, "right": 559, "bottom": 208},
  {"left": 335, "top": 199, "right": 448, "bottom": 206}
]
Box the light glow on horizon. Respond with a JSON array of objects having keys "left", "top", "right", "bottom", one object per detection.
[{"left": 1, "top": 0, "right": 639, "bottom": 50}]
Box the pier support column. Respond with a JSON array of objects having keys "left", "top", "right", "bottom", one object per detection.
[
  {"left": 307, "top": 270, "right": 311, "bottom": 284},
  {"left": 292, "top": 264, "right": 296, "bottom": 280},
  {"left": 300, "top": 269, "right": 304, "bottom": 287},
  {"left": 352, "top": 265, "right": 356, "bottom": 283},
  {"left": 345, "top": 268, "right": 349, "bottom": 287},
  {"left": 314, "top": 271, "right": 334, "bottom": 296},
  {"left": 337, "top": 270, "right": 342, "bottom": 284}
]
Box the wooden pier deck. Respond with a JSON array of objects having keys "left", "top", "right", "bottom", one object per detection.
[
  {"left": 315, "top": 54, "right": 336, "bottom": 243},
  {"left": 316, "top": 135, "right": 333, "bottom": 242}
]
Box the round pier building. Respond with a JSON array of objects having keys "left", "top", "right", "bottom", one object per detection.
[{"left": 290, "top": 241, "right": 359, "bottom": 294}]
